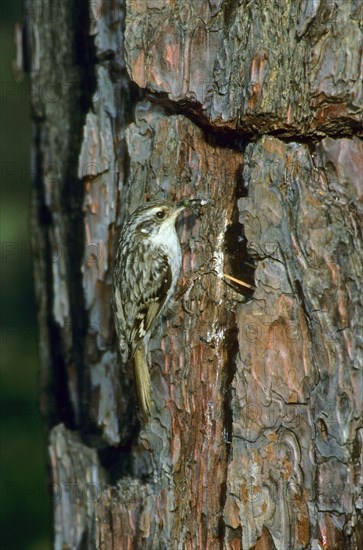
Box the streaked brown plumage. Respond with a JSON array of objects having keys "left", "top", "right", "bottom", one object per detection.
[{"left": 114, "top": 199, "right": 207, "bottom": 416}]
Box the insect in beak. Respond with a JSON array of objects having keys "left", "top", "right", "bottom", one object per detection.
[{"left": 175, "top": 198, "right": 214, "bottom": 216}]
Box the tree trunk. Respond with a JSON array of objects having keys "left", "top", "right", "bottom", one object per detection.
[{"left": 29, "top": 0, "right": 362, "bottom": 548}]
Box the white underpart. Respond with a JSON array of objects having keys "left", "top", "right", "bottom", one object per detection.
[{"left": 148, "top": 212, "right": 183, "bottom": 287}]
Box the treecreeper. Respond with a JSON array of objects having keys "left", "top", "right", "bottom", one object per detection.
[{"left": 113, "top": 198, "right": 211, "bottom": 417}]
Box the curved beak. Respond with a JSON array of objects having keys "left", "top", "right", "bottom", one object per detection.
[{"left": 170, "top": 198, "right": 213, "bottom": 225}]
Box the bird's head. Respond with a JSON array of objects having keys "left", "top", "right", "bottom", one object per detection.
[
  {"left": 128, "top": 201, "right": 185, "bottom": 238},
  {"left": 128, "top": 199, "right": 212, "bottom": 238}
]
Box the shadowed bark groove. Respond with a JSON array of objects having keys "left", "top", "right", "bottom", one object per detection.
[{"left": 29, "top": 0, "right": 362, "bottom": 548}]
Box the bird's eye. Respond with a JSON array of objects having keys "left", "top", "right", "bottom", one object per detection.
[{"left": 156, "top": 210, "right": 166, "bottom": 219}]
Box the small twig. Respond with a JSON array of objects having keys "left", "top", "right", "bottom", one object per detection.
[{"left": 223, "top": 272, "right": 256, "bottom": 290}]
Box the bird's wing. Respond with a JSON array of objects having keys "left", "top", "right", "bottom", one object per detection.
[{"left": 128, "top": 253, "right": 172, "bottom": 354}]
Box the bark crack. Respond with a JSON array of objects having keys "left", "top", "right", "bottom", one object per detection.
[{"left": 132, "top": 87, "right": 362, "bottom": 145}]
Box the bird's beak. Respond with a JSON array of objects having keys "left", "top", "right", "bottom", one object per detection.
[
  {"left": 172, "top": 200, "right": 197, "bottom": 219},
  {"left": 168, "top": 198, "right": 213, "bottom": 228},
  {"left": 174, "top": 201, "right": 188, "bottom": 214},
  {"left": 168, "top": 203, "right": 186, "bottom": 223},
  {"left": 176, "top": 199, "right": 199, "bottom": 209}
]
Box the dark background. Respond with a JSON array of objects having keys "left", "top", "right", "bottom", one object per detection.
[{"left": 0, "top": 1, "right": 51, "bottom": 547}]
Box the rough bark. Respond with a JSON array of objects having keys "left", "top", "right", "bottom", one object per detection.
[{"left": 29, "top": 0, "right": 362, "bottom": 548}]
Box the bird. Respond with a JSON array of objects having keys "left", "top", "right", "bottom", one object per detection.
[{"left": 113, "top": 199, "right": 209, "bottom": 417}]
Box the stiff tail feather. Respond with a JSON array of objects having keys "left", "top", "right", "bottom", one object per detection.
[{"left": 134, "top": 346, "right": 152, "bottom": 417}]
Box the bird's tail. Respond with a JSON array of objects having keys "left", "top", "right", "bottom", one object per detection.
[{"left": 134, "top": 345, "right": 152, "bottom": 417}]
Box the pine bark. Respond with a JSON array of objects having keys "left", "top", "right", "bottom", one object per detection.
[{"left": 29, "top": 1, "right": 362, "bottom": 548}]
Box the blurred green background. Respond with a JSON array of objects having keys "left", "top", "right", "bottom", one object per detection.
[{"left": 0, "top": 2, "right": 51, "bottom": 548}]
